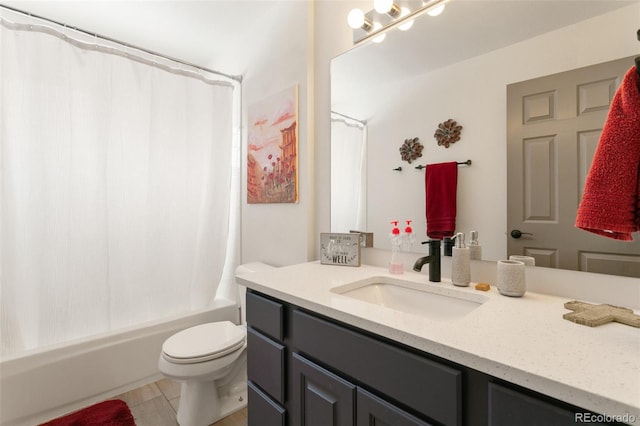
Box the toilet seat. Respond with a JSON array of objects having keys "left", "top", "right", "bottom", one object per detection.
[{"left": 162, "top": 321, "right": 246, "bottom": 364}]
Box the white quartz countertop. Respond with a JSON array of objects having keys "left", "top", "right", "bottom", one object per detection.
[{"left": 237, "top": 262, "right": 640, "bottom": 422}]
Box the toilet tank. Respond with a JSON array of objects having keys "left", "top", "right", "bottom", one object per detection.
[{"left": 235, "top": 262, "right": 275, "bottom": 325}]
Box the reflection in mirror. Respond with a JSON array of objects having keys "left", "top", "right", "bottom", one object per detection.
[
  {"left": 330, "top": 0, "right": 640, "bottom": 276},
  {"left": 331, "top": 112, "right": 368, "bottom": 233},
  {"left": 506, "top": 56, "right": 640, "bottom": 277}
]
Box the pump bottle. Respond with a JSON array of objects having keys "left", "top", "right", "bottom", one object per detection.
[
  {"left": 468, "top": 230, "right": 482, "bottom": 260},
  {"left": 451, "top": 232, "right": 470, "bottom": 286},
  {"left": 403, "top": 220, "right": 415, "bottom": 253},
  {"left": 389, "top": 221, "right": 404, "bottom": 274}
]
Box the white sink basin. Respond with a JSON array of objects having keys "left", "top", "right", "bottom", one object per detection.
[{"left": 331, "top": 276, "right": 488, "bottom": 321}]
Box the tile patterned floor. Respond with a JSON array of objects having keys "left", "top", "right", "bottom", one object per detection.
[{"left": 113, "top": 379, "right": 247, "bottom": 426}]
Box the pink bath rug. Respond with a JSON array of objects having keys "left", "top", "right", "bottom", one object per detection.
[{"left": 39, "top": 399, "right": 135, "bottom": 426}]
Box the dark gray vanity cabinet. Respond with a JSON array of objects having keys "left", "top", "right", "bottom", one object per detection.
[{"left": 246, "top": 289, "right": 622, "bottom": 426}]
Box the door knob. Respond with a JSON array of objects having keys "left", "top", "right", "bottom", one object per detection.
[{"left": 510, "top": 229, "right": 533, "bottom": 239}]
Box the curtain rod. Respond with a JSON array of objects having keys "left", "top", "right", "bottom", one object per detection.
[
  {"left": 331, "top": 111, "right": 367, "bottom": 125},
  {"left": 0, "top": 4, "right": 242, "bottom": 83}
]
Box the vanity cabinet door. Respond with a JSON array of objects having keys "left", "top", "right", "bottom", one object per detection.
[
  {"left": 488, "top": 383, "right": 609, "bottom": 426},
  {"left": 248, "top": 381, "right": 286, "bottom": 426},
  {"left": 291, "top": 353, "right": 355, "bottom": 426},
  {"left": 357, "top": 388, "right": 433, "bottom": 426}
]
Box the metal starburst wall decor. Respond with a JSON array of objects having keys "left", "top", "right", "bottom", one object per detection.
[
  {"left": 399, "top": 137, "right": 423, "bottom": 164},
  {"left": 434, "top": 119, "right": 463, "bottom": 148}
]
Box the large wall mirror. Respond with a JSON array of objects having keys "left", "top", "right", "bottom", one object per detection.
[{"left": 330, "top": 0, "right": 640, "bottom": 277}]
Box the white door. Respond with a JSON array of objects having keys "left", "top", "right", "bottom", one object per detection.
[{"left": 507, "top": 56, "right": 640, "bottom": 278}]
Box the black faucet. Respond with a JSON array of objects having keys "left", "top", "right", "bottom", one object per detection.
[{"left": 413, "top": 240, "right": 441, "bottom": 282}]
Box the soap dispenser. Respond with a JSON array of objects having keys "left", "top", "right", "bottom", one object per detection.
[
  {"left": 389, "top": 221, "right": 404, "bottom": 274},
  {"left": 451, "top": 232, "right": 470, "bottom": 287},
  {"left": 468, "top": 230, "right": 482, "bottom": 260},
  {"left": 403, "top": 220, "right": 415, "bottom": 253}
]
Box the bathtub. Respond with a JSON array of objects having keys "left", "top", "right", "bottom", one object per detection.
[{"left": 0, "top": 297, "right": 239, "bottom": 426}]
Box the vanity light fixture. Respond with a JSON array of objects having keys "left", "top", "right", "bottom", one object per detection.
[
  {"left": 374, "top": 0, "right": 401, "bottom": 17},
  {"left": 347, "top": 8, "right": 373, "bottom": 31},
  {"left": 349, "top": 0, "right": 451, "bottom": 44}
]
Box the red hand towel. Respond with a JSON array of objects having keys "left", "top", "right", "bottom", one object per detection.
[
  {"left": 575, "top": 66, "right": 640, "bottom": 241},
  {"left": 425, "top": 162, "right": 458, "bottom": 239}
]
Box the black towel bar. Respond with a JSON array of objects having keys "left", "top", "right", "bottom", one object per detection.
[{"left": 414, "top": 160, "right": 472, "bottom": 170}]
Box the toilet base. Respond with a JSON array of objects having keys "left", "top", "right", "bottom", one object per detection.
[
  {"left": 176, "top": 377, "right": 247, "bottom": 426},
  {"left": 217, "top": 385, "right": 248, "bottom": 421}
]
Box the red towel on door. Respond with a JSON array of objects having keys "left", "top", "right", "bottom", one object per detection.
[
  {"left": 425, "top": 162, "right": 458, "bottom": 239},
  {"left": 575, "top": 66, "right": 640, "bottom": 241}
]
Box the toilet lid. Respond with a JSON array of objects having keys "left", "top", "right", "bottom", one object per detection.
[{"left": 162, "top": 321, "right": 246, "bottom": 364}]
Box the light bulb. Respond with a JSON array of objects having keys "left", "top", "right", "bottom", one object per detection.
[
  {"left": 427, "top": 4, "right": 445, "bottom": 16},
  {"left": 374, "top": 0, "right": 394, "bottom": 14},
  {"left": 372, "top": 23, "right": 386, "bottom": 43},
  {"left": 347, "top": 8, "right": 365, "bottom": 29},
  {"left": 398, "top": 7, "right": 414, "bottom": 31}
]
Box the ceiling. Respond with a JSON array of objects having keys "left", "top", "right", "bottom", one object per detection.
[{"left": 0, "top": 0, "right": 295, "bottom": 77}]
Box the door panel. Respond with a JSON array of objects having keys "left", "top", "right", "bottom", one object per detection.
[
  {"left": 522, "top": 134, "right": 557, "bottom": 222},
  {"left": 291, "top": 353, "right": 355, "bottom": 426},
  {"left": 507, "top": 56, "right": 640, "bottom": 277}
]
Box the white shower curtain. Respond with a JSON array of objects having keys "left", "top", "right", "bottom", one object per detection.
[
  {"left": 331, "top": 113, "right": 367, "bottom": 233},
  {"left": 0, "top": 15, "right": 239, "bottom": 355}
]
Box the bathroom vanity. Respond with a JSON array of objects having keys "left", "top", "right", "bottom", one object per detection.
[{"left": 237, "top": 262, "right": 639, "bottom": 426}]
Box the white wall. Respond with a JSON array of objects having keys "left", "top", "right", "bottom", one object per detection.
[
  {"left": 240, "top": 1, "right": 314, "bottom": 266},
  {"left": 364, "top": 3, "right": 640, "bottom": 261},
  {"left": 239, "top": 0, "right": 367, "bottom": 266}
]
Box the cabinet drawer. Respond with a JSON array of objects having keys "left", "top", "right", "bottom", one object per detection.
[
  {"left": 246, "top": 291, "right": 284, "bottom": 341},
  {"left": 248, "top": 381, "right": 286, "bottom": 426},
  {"left": 247, "top": 327, "right": 286, "bottom": 404},
  {"left": 488, "top": 383, "right": 608, "bottom": 426},
  {"left": 292, "top": 309, "right": 462, "bottom": 426}
]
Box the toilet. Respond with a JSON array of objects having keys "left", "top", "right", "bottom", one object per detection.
[
  {"left": 158, "top": 262, "right": 273, "bottom": 426},
  {"left": 158, "top": 321, "right": 247, "bottom": 426}
]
